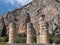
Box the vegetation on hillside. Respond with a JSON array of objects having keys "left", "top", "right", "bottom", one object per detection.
[{"left": 0, "top": 26, "right": 60, "bottom": 45}]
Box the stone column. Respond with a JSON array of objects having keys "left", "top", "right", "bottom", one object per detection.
[
  {"left": 39, "top": 15, "right": 49, "bottom": 44},
  {"left": 8, "top": 22, "right": 16, "bottom": 43},
  {"left": 36, "top": 32, "right": 40, "bottom": 44},
  {"left": 27, "top": 22, "right": 34, "bottom": 44}
]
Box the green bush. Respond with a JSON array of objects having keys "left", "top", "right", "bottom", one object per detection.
[
  {"left": 49, "top": 34, "right": 60, "bottom": 44},
  {"left": 32, "top": 34, "right": 37, "bottom": 43},
  {"left": 0, "top": 42, "right": 6, "bottom": 45},
  {"left": 52, "top": 36, "right": 60, "bottom": 44},
  {"left": 16, "top": 33, "right": 37, "bottom": 43},
  {"left": 16, "top": 33, "right": 26, "bottom": 43},
  {"left": 0, "top": 36, "right": 8, "bottom": 42}
]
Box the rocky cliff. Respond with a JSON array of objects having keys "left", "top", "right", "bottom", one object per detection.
[{"left": 0, "top": 0, "right": 60, "bottom": 34}]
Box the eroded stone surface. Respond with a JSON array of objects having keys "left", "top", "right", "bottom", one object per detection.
[
  {"left": 39, "top": 16, "right": 49, "bottom": 44},
  {"left": 3, "top": 0, "right": 60, "bottom": 34},
  {"left": 8, "top": 22, "right": 16, "bottom": 43},
  {"left": 27, "top": 22, "right": 34, "bottom": 44}
]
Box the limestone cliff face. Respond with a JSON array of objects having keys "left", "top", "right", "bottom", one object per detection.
[{"left": 3, "top": 0, "right": 60, "bottom": 34}]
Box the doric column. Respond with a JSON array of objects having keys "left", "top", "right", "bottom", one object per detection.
[
  {"left": 8, "top": 22, "right": 16, "bottom": 43},
  {"left": 39, "top": 15, "right": 49, "bottom": 44},
  {"left": 27, "top": 22, "right": 34, "bottom": 44},
  {"left": 36, "top": 32, "right": 40, "bottom": 44}
]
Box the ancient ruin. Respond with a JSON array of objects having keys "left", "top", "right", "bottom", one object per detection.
[
  {"left": 27, "top": 22, "right": 34, "bottom": 44},
  {"left": 8, "top": 22, "right": 16, "bottom": 43},
  {"left": 39, "top": 15, "right": 49, "bottom": 43},
  {"left": 3, "top": 0, "right": 60, "bottom": 34},
  {"left": 8, "top": 15, "right": 50, "bottom": 44},
  {"left": 0, "top": 0, "right": 60, "bottom": 44},
  {"left": 36, "top": 32, "right": 40, "bottom": 44}
]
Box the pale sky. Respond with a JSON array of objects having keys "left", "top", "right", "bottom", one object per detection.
[{"left": 0, "top": 0, "right": 32, "bottom": 15}]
